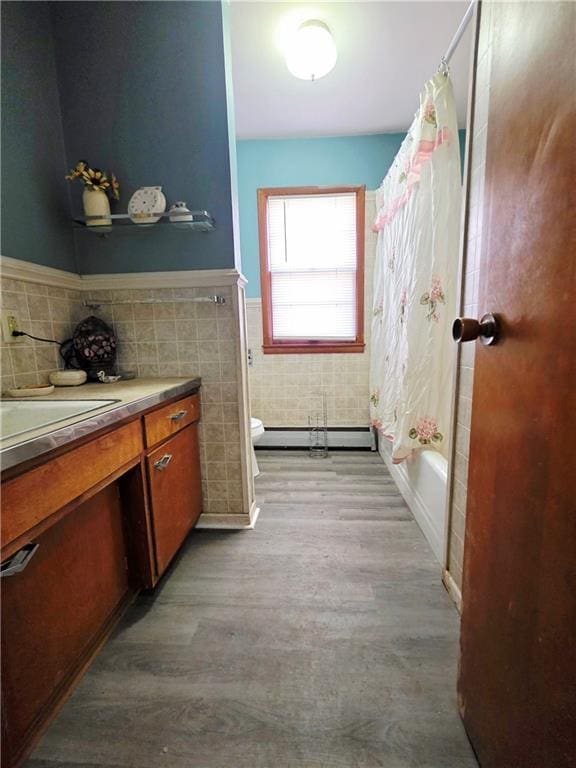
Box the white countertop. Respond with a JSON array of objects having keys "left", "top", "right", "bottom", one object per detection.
[{"left": 0, "top": 377, "right": 201, "bottom": 471}]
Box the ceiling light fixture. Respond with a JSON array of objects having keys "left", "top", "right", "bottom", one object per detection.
[{"left": 284, "top": 20, "right": 337, "bottom": 82}]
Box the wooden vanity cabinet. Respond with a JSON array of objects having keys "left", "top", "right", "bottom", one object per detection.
[
  {"left": 146, "top": 423, "right": 202, "bottom": 574},
  {"left": 1, "top": 483, "right": 130, "bottom": 768},
  {"left": 1, "top": 420, "right": 143, "bottom": 558},
  {"left": 0, "top": 386, "right": 202, "bottom": 767}
]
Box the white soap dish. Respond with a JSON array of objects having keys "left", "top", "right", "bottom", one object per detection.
[
  {"left": 49, "top": 370, "right": 88, "bottom": 387},
  {"left": 7, "top": 385, "right": 55, "bottom": 398}
]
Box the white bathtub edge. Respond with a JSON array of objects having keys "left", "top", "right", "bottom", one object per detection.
[{"left": 380, "top": 445, "right": 446, "bottom": 563}]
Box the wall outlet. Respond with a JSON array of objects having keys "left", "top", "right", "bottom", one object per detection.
[{"left": 1, "top": 309, "right": 22, "bottom": 344}]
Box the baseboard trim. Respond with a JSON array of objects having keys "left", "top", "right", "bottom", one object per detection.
[
  {"left": 196, "top": 513, "right": 251, "bottom": 529},
  {"left": 264, "top": 426, "right": 371, "bottom": 432},
  {"left": 443, "top": 568, "right": 463, "bottom": 613},
  {"left": 257, "top": 428, "right": 374, "bottom": 449},
  {"left": 196, "top": 499, "right": 260, "bottom": 530},
  {"left": 256, "top": 446, "right": 372, "bottom": 452}
]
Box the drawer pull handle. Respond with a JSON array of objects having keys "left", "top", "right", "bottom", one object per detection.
[
  {"left": 0, "top": 543, "right": 39, "bottom": 578},
  {"left": 170, "top": 409, "right": 188, "bottom": 422},
  {"left": 154, "top": 454, "right": 173, "bottom": 471}
]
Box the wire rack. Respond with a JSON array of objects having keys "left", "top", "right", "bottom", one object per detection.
[{"left": 308, "top": 392, "right": 328, "bottom": 459}]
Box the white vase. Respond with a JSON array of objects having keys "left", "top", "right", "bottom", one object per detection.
[{"left": 83, "top": 188, "right": 111, "bottom": 227}]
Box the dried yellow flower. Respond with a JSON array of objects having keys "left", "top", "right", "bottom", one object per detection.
[{"left": 66, "top": 160, "right": 120, "bottom": 200}]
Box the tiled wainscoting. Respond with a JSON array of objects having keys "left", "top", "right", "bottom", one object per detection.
[
  {"left": 85, "top": 287, "right": 237, "bottom": 382},
  {"left": 246, "top": 192, "right": 377, "bottom": 428},
  {"left": 444, "top": 1, "right": 492, "bottom": 604},
  {"left": 0, "top": 260, "right": 255, "bottom": 529},
  {"left": 0, "top": 277, "right": 84, "bottom": 391}
]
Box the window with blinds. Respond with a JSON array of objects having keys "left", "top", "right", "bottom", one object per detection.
[{"left": 258, "top": 186, "right": 365, "bottom": 354}]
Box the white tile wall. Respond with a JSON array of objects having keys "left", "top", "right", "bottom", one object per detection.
[
  {"left": 247, "top": 193, "right": 377, "bottom": 428},
  {"left": 1, "top": 277, "right": 251, "bottom": 522},
  {"left": 0, "top": 278, "right": 85, "bottom": 391},
  {"left": 85, "top": 286, "right": 247, "bottom": 518}
]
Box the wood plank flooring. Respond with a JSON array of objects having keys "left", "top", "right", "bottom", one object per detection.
[{"left": 27, "top": 451, "right": 477, "bottom": 768}]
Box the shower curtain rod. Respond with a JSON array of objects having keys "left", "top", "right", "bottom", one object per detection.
[{"left": 441, "top": 0, "right": 476, "bottom": 67}]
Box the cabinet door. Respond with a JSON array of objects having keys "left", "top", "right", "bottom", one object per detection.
[
  {"left": 146, "top": 424, "right": 202, "bottom": 576},
  {"left": 0, "top": 483, "right": 130, "bottom": 768}
]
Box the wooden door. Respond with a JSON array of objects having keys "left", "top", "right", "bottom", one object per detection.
[
  {"left": 146, "top": 424, "right": 202, "bottom": 576},
  {"left": 1, "top": 483, "right": 130, "bottom": 767},
  {"left": 458, "top": 3, "right": 576, "bottom": 767}
]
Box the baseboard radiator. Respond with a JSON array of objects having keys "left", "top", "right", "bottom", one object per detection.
[{"left": 256, "top": 427, "right": 376, "bottom": 450}]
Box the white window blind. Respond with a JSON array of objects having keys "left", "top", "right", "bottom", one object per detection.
[{"left": 266, "top": 193, "right": 358, "bottom": 341}]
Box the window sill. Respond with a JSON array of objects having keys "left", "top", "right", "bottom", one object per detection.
[{"left": 262, "top": 341, "right": 365, "bottom": 355}]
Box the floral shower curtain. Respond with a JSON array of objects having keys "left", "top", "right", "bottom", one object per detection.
[{"left": 369, "top": 72, "right": 461, "bottom": 462}]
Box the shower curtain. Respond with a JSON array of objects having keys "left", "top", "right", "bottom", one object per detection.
[{"left": 369, "top": 72, "right": 461, "bottom": 462}]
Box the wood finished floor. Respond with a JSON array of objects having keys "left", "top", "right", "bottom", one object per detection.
[{"left": 28, "top": 451, "right": 478, "bottom": 768}]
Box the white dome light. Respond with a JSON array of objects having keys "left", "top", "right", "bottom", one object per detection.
[{"left": 284, "top": 20, "right": 337, "bottom": 82}]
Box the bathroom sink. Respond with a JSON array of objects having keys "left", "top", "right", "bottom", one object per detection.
[{"left": 0, "top": 399, "right": 120, "bottom": 441}]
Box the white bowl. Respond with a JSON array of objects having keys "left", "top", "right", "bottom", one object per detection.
[{"left": 49, "top": 370, "right": 88, "bottom": 387}]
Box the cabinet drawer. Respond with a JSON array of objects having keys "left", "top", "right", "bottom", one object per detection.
[
  {"left": 144, "top": 394, "right": 200, "bottom": 448},
  {"left": 146, "top": 425, "right": 202, "bottom": 575},
  {"left": 1, "top": 420, "right": 143, "bottom": 552}
]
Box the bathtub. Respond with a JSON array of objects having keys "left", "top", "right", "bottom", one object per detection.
[{"left": 379, "top": 440, "right": 447, "bottom": 562}]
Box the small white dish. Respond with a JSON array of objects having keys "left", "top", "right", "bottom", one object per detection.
[
  {"left": 49, "top": 370, "right": 88, "bottom": 387},
  {"left": 7, "top": 385, "right": 55, "bottom": 398}
]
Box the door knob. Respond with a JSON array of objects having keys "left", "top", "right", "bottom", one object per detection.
[{"left": 452, "top": 313, "right": 499, "bottom": 345}]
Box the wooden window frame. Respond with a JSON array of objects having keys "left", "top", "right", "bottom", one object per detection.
[{"left": 257, "top": 185, "right": 366, "bottom": 355}]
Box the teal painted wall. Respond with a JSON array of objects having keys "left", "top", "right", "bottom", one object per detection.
[
  {"left": 2, "top": 2, "right": 466, "bottom": 281},
  {"left": 50, "top": 1, "right": 235, "bottom": 274},
  {"left": 221, "top": 0, "right": 242, "bottom": 272},
  {"left": 1, "top": 2, "right": 235, "bottom": 275},
  {"left": 237, "top": 134, "right": 405, "bottom": 297},
  {"left": 237, "top": 131, "right": 466, "bottom": 297},
  {"left": 1, "top": 2, "right": 76, "bottom": 271}
]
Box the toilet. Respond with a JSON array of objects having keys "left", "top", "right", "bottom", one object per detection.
[{"left": 250, "top": 417, "right": 265, "bottom": 477}]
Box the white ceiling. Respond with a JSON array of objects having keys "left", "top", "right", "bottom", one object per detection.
[{"left": 230, "top": 1, "right": 473, "bottom": 138}]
